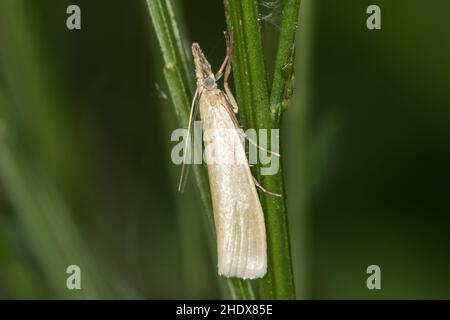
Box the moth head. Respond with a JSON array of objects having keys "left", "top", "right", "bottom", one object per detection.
[
  {"left": 203, "top": 77, "right": 216, "bottom": 90},
  {"left": 192, "top": 43, "right": 216, "bottom": 89}
]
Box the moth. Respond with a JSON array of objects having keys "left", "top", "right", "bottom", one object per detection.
[{"left": 179, "top": 33, "right": 279, "bottom": 279}]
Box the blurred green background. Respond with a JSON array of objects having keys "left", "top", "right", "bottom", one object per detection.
[{"left": 1, "top": 0, "right": 449, "bottom": 299}]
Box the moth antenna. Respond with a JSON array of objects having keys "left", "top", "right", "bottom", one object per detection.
[{"left": 178, "top": 88, "right": 201, "bottom": 193}]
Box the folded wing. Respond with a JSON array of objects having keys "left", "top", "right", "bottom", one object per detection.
[{"left": 201, "top": 99, "right": 267, "bottom": 279}]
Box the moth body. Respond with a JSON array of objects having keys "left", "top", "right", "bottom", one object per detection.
[{"left": 190, "top": 42, "right": 267, "bottom": 279}]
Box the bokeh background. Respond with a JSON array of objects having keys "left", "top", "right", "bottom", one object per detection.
[{"left": 1, "top": 0, "right": 449, "bottom": 299}]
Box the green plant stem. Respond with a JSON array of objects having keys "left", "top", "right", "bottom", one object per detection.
[
  {"left": 147, "top": 0, "right": 212, "bottom": 226},
  {"left": 270, "top": 0, "right": 301, "bottom": 120},
  {"left": 224, "top": 0, "right": 298, "bottom": 299},
  {"left": 146, "top": 0, "right": 255, "bottom": 300}
]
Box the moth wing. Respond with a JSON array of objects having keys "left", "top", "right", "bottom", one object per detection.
[{"left": 202, "top": 101, "right": 267, "bottom": 279}]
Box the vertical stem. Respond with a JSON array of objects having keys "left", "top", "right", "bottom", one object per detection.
[
  {"left": 225, "top": 0, "right": 298, "bottom": 299},
  {"left": 270, "top": 0, "right": 301, "bottom": 119}
]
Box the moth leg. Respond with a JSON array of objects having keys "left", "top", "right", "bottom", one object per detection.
[
  {"left": 222, "top": 33, "right": 239, "bottom": 114},
  {"left": 237, "top": 129, "right": 280, "bottom": 157},
  {"left": 252, "top": 176, "right": 282, "bottom": 198},
  {"left": 220, "top": 95, "right": 280, "bottom": 157},
  {"left": 215, "top": 31, "right": 232, "bottom": 81}
]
